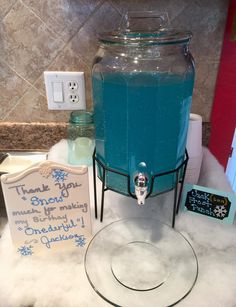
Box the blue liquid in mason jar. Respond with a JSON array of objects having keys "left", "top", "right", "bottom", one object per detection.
[{"left": 93, "top": 72, "right": 194, "bottom": 196}]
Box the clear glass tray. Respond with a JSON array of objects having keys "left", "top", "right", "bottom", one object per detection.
[{"left": 85, "top": 218, "right": 198, "bottom": 307}]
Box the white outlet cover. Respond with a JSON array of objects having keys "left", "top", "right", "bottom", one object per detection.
[{"left": 44, "top": 71, "right": 86, "bottom": 110}]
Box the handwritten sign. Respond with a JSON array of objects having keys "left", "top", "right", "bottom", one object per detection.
[
  {"left": 1, "top": 161, "right": 92, "bottom": 256},
  {"left": 181, "top": 184, "right": 236, "bottom": 224}
]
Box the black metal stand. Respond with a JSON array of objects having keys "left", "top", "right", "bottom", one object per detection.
[{"left": 92, "top": 149, "right": 189, "bottom": 228}]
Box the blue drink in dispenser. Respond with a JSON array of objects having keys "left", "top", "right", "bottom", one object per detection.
[{"left": 92, "top": 12, "right": 195, "bottom": 204}]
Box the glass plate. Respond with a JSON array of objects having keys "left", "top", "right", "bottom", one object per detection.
[{"left": 85, "top": 218, "right": 198, "bottom": 307}]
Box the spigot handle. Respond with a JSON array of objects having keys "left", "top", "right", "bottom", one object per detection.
[{"left": 134, "top": 173, "right": 148, "bottom": 206}]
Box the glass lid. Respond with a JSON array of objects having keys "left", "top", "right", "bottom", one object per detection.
[
  {"left": 84, "top": 218, "right": 198, "bottom": 307},
  {"left": 99, "top": 11, "right": 192, "bottom": 45},
  {"left": 99, "top": 29, "right": 192, "bottom": 45}
]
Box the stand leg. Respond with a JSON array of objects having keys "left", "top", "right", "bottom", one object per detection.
[
  {"left": 100, "top": 168, "right": 106, "bottom": 222},
  {"left": 93, "top": 155, "right": 98, "bottom": 219},
  {"left": 172, "top": 171, "right": 180, "bottom": 228},
  {"left": 176, "top": 159, "right": 188, "bottom": 215}
]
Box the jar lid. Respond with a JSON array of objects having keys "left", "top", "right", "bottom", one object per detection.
[
  {"left": 69, "top": 111, "right": 93, "bottom": 125},
  {"left": 99, "top": 11, "right": 192, "bottom": 46},
  {"left": 99, "top": 29, "right": 192, "bottom": 46}
]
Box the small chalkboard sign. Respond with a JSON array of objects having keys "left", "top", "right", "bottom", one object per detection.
[
  {"left": 1, "top": 161, "right": 92, "bottom": 256},
  {"left": 181, "top": 184, "right": 236, "bottom": 224}
]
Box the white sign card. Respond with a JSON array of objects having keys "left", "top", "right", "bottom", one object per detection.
[{"left": 1, "top": 161, "right": 92, "bottom": 256}]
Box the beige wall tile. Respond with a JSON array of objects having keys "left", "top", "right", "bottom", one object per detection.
[
  {"left": 172, "top": 0, "right": 228, "bottom": 61},
  {"left": 4, "top": 87, "right": 71, "bottom": 122},
  {"left": 0, "top": 1, "right": 65, "bottom": 84},
  {"left": 191, "top": 61, "right": 220, "bottom": 121},
  {"left": 0, "top": 60, "right": 30, "bottom": 120},
  {"left": 171, "top": 0, "right": 229, "bottom": 121},
  {"left": 22, "top": 0, "right": 102, "bottom": 42},
  {"left": 0, "top": 0, "right": 16, "bottom": 19},
  {"left": 69, "top": 2, "right": 121, "bottom": 66}
]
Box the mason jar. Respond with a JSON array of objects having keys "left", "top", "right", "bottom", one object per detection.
[{"left": 68, "top": 110, "right": 95, "bottom": 166}]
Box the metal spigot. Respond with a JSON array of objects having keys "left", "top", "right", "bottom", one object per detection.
[{"left": 134, "top": 173, "right": 148, "bottom": 205}]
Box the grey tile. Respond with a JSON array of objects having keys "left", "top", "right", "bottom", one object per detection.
[
  {"left": 0, "top": 60, "right": 30, "bottom": 120},
  {"left": 69, "top": 1, "right": 121, "bottom": 66},
  {"left": 172, "top": 0, "right": 229, "bottom": 61},
  {"left": 0, "top": 0, "right": 16, "bottom": 19},
  {"left": 4, "top": 87, "right": 71, "bottom": 122},
  {"left": 22, "top": 0, "right": 103, "bottom": 42},
  {"left": 191, "top": 60, "right": 220, "bottom": 121},
  {"left": 0, "top": 1, "right": 65, "bottom": 84}
]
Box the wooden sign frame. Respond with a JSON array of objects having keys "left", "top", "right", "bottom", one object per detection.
[{"left": 1, "top": 161, "right": 92, "bottom": 256}]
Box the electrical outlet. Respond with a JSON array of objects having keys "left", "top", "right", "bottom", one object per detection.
[
  {"left": 44, "top": 71, "right": 86, "bottom": 110},
  {"left": 68, "top": 81, "right": 78, "bottom": 91},
  {"left": 69, "top": 94, "right": 79, "bottom": 103}
]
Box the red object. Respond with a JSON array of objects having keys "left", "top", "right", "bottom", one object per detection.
[{"left": 209, "top": 0, "right": 236, "bottom": 168}]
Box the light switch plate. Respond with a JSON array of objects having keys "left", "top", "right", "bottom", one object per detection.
[{"left": 44, "top": 71, "right": 86, "bottom": 110}]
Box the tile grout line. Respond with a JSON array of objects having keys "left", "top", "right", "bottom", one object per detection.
[
  {"left": 0, "top": 58, "right": 48, "bottom": 118},
  {"left": 19, "top": 0, "right": 66, "bottom": 84},
  {"left": 1, "top": 0, "right": 65, "bottom": 100},
  {"left": 0, "top": 0, "right": 18, "bottom": 22},
  {"left": 1, "top": 59, "right": 32, "bottom": 88},
  {"left": 30, "top": 83, "right": 47, "bottom": 98},
  {"left": 2, "top": 83, "right": 38, "bottom": 121},
  {"left": 41, "top": 0, "right": 106, "bottom": 66},
  {"left": 20, "top": 0, "right": 64, "bottom": 44},
  {"left": 31, "top": 0, "right": 106, "bottom": 93},
  {"left": 109, "top": 0, "right": 123, "bottom": 15},
  {"left": 2, "top": 0, "right": 105, "bottom": 121},
  {"left": 168, "top": 1, "right": 190, "bottom": 23},
  {"left": 2, "top": 60, "right": 48, "bottom": 101},
  {"left": 0, "top": 59, "right": 38, "bottom": 121},
  {"left": 108, "top": 0, "right": 123, "bottom": 21}
]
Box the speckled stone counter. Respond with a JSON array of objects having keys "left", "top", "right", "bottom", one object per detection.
[
  {"left": 0, "top": 123, "right": 67, "bottom": 151},
  {"left": 0, "top": 122, "right": 211, "bottom": 151}
]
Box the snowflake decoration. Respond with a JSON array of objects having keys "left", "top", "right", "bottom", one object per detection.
[
  {"left": 75, "top": 235, "right": 86, "bottom": 247},
  {"left": 213, "top": 205, "right": 228, "bottom": 218},
  {"left": 52, "top": 169, "right": 68, "bottom": 183},
  {"left": 39, "top": 165, "right": 52, "bottom": 178},
  {"left": 18, "top": 245, "right": 33, "bottom": 256}
]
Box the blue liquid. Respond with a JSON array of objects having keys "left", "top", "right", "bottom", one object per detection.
[{"left": 93, "top": 72, "right": 194, "bottom": 195}]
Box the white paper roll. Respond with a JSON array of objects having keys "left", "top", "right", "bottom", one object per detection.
[
  {"left": 185, "top": 113, "right": 203, "bottom": 184},
  {"left": 186, "top": 113, "right": 202, "bottom": 157}
]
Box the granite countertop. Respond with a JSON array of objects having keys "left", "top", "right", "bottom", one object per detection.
[
  {"left": 0, "top": 122, "right": 211, "bottom": 152},
  {"left": 0, "top": 143, "right": 235, "bottom": 307},
  {"left": 0, "top": 123, "right": 67, "bottom": 152}
]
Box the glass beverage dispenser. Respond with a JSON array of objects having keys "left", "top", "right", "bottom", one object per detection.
[{"left": 92, "top": 12, "right": 195, "bottom": 204}]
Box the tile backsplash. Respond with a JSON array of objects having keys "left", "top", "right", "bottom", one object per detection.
[{"left": 0, "top": 0, "right": 229, "bottom": 124}]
